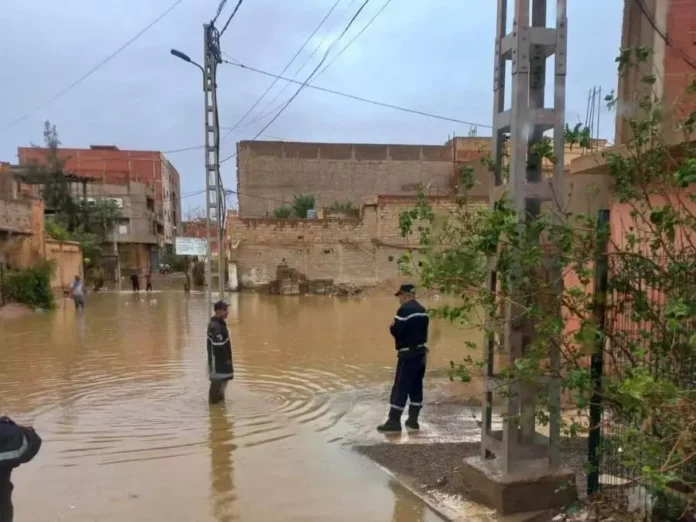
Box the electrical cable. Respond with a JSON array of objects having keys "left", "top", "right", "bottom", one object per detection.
[
  {"left": 212, "top": 0, "right": 229, "bottom": 24},
  {"left": 314, "top": 0, "right": 393, "bottom": 81},
  {"left": 247, "top": 0, "right": 374, "bottom": 145},
  {"left": 222, "top": 0, "right": 344, "bottom": 137},
  {"left": 226, "top": 61, "right": 492, "bottom": 128},
  {"left": 0, "top": 0, "right": 184, "bottom": 132},
  {"left": 231, "top": 0, "right": 360, "bottom": 138},
  {"left": 219, "top": 0, "right": 244, "bottom": 37}
]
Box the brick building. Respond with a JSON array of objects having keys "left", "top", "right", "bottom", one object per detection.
[
  {"left": 235, "top": 138, "right": 488, "bottom": 217},
  {"left": 615, "top": 0, "right": 696, "bottom": 147},
  {"left": 18, "top": 145, "right": 183, "bottom": 250}
]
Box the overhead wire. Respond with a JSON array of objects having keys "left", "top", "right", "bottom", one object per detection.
[
  {"left": 219, "top": 0, "right": 245, "bottom": 37},
  {"left": 0, "top": 0, "right": 184, "bottom": 132},
  {"left": 212, "top": 0, "right": 229, "bottom": 24},
  {"left": 314, "top": 0, "right": 393, "bottom": 80},
  {"left": 219, "top": 0, "right": 375, "bottom": 165},
  {"left": 225, "top": 61, "right": 492, "bottom": 128},
  {"left": 235, "top": 0, "right": 360, "bottom": 136},
  {"left": 222, "top": 0, "right": 345, "bottom": 138}
]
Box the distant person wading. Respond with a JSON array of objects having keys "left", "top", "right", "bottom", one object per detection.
[
  {"left": 207, "top": 300, "right": 234, "bottom": 404},
  {"left": 69, "top": 275, "right": 85, "bottom": 310},
  {"left": 377, "top": 284, "right": 429, "bottom": 433},
  {"left": 130, "top": 272, "right": 140, "bottom": 292}
]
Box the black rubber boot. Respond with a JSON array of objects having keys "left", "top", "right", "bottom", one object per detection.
[
  {"left": 377, "top": 408, "right": 402, "bottom": 433},
  {"left": 405, "top": 406, "right": 421, "bottom": 430}
]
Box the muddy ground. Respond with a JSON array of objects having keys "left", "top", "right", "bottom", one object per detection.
[{"left": 356, "top": 437, "right": 589, "bottom": 504}]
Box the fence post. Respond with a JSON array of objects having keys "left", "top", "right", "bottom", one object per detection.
[{"left": 587, "top": 209, "right": 611, "bottom": 495}]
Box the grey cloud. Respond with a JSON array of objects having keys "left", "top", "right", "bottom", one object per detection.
[{"left": 0, "top": 0, "right": 623, "bottom": 203}]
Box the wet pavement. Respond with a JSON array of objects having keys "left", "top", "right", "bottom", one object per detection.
[{"left": 0, "top": 290, "right": 484, "bottom": 521}]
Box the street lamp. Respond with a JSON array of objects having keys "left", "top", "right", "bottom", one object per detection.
[
  {"left": 169, "top": 46, "right": 224, "bottom": 306},
  {"left": 170, "top": 49, "right": 205, "bottom": 75}
]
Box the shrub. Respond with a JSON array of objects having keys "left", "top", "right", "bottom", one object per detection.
[
  {"left": 1, "top": 261, "right": 56, "bottom": 309},
  {"left": 273, "top": 205, "right": 294, "bottom": 219}
]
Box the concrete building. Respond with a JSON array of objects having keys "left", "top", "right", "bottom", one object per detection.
[
  {"left": 18, "top": 145, "right": 183, "bottom": 250},
  {"left": 81, "top": 181, "right": 160, "bottom": 273}
]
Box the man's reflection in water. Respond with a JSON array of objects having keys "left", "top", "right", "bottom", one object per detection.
[
  {"left": 389, "top": 480, "right": 426, "bottom": 522},
  {"left": 208, "top": 406, "right": 237, "bottom": 522}
]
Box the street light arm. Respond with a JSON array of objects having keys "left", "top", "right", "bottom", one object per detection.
[{"left": 170, "top": 48, "right": 204, "bottom": 75}]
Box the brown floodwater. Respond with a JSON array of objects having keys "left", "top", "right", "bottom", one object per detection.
[{"left": 0, "top": 291, "right": 480, "bottom": 521}]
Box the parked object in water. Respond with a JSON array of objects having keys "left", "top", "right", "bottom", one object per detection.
[
  {"left": 207, "top": 300, "right": 234, "bottom": 404},
  {"left": 377, "top": 284, "right": 429, "bottom": 433},
  {"left": 0, "top": 416, "right": 42, "bottom": 522}
]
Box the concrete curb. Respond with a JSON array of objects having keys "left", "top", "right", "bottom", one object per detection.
[
  {"left": 365, "top": 457, "right": 554, "bottom": 522},
  {"left": 367, "top": 460, "right": 464, "bottom": 521}
]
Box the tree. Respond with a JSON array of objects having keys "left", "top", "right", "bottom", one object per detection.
[
  {"left": 291, "top": 193, "right": 316, "bottom": 219},
  {"left": 400, "top": 47, "right": 696, "bottom": 517}
]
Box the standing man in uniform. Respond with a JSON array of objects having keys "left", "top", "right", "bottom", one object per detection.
[
  {"left": 378, "top": 284, "right": 429, "bottom": 433},
  {"left": 0, "top": 416, "right": 42, "bottom": 521},
  {"left": 207, "top": 300, "right": 233, "bottom": 404}
]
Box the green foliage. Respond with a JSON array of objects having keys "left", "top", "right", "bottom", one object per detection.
[
  {"left": 1, "top": 261, "right": 56, "bottom": 309},
  {"left": 273, "top": 205, "right": 294, "bottom": 219},
  {"left": 291, "top": 193, "right": 316, "bottom": 219},
  {"left": 161, "top": 252, "right": 191, "bottom": 273},
  {"left": 272, "top": 194, "right": 318, "bottom": 219},
  {"left": 400, "top": 46, "right": 696, "bottom": 512},
  {"left": 326, "top": 200, "right": 358, "bottom": 215}
]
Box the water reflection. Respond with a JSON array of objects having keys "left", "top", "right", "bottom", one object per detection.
[
  {"left": 390, "top": 480, "right": 427, "bottom": 522},
  {"left": 209, "top": 406, "right": 237, "bottom": 522},
  {"left": 1, "top": 291, "right": 471, "bottom": 521}
]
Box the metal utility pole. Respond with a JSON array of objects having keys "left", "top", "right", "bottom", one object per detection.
[
  {"left": 203, "top": 23, "right": 226, "bottom": 305},
  {"left": 480, "top": 0, "right": 568, "bottom": 474}
]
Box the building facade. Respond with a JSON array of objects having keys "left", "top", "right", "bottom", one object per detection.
[
  {"left": 615, "top": 0, "right": 696, "bottom": 146},
  {"left": 18, "top": 145, "right": 182, "bottom": 250},
  {"left": 81, "top": 180, "right": 160, "bottom": 273}
]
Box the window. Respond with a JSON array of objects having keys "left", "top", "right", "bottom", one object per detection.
[{"left": 118, "top": 219, "right": 130, "bottom": 235}]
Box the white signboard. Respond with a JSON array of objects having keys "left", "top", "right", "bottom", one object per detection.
[{"left": 175, "top": 237, "right": 208, "bottom": 256}]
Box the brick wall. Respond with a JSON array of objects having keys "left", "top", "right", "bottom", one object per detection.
[
  {"left": 663, "top": 0, "right": 696, "bottom": 124},
  {"left": 227, "top": 197, "right": 478, "bottom": 288},
  {"left": 236, "top": 141, "right": 456, "bottom": 217}
]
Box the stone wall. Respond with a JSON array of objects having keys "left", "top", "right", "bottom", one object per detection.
[
  {"left": 236, "top": 141, "right": 457, "bottom": 217},
  {"left": 45, "top": 240, "right": 82, "bottom": 289},
  {"left": 227, "top": 196, "right": 476, "bottom": 288}
]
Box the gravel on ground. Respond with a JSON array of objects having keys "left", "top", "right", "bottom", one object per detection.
[{"left": 355, "top": 437, "right": 590, "bottom": 500}]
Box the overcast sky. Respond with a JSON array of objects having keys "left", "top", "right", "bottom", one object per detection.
[{"left": 0, "top": 0, "right": 623, "bottom": 211}]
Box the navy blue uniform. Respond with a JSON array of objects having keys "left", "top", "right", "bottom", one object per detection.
[
  {"left": 0, "top": 417, "right": 42, "bottom": 522},
  {"left": 207, "top": 316, "right": 233, "bottom": 404},
  {"left": 388, "top": 299, "right": 429, "bottom": 420}
]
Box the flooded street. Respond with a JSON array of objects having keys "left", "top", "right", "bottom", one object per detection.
[{"left": 0, "top": 291, "right": 478, "bottom": 521}]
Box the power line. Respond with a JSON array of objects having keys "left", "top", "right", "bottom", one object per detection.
[
  {"left": 0, "top": 0, "right": 184, "bottom": 132},
  {"left": 232, "top": 0, "right": 360, "bottom": 137},
  {"left": 225, "top": 61, "right": 492, "bottom": 128},
  {"left": 223, "top": 0, "right": 344, "bottom": 138},
  {"left": 314, "top": 0, "right": 393, "bottom": 81},
  {"left": 212, "top": 0, "right": 229, "bottom": 24},
  {"left": 634, "top": 0, "right": 696, "bottom": 71},
  {"left": 219, "top": 0, "right": 245, "bottom": 37},
  {"left": 245, "top": 0, "right": 374, "bottom": 150}
]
